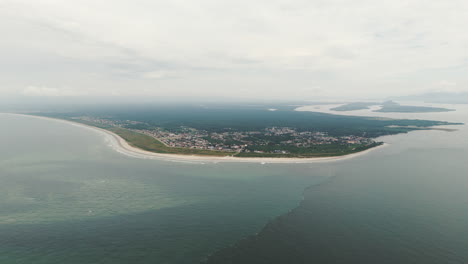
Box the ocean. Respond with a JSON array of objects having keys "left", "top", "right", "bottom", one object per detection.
[{"left": 1, "top": 103, "right": 467, "bottom": 263}]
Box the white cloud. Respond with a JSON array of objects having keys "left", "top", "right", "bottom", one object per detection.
[
  {"left": 142, "top": 70, "right": 170, "bottom": 79},
  {"left": 437, "top": 80, "right": 457, "bottom": 87},
  {"left": 1, "top": 0, "right": 468, "bottom": 99},
  {"left": 431, "top": 80, "right": 466, "bottom": 93},
  {"left": 22, "top": 86, "right": 84, "bottom": 96}
]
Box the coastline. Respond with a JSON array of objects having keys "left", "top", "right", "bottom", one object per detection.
[{"left": 3, "top": 113, "right": 388, "bottom": 164}]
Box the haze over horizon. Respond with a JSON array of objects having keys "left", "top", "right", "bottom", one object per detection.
[{"left": 1, "top": 0, "right": 468, "bottom": 100}]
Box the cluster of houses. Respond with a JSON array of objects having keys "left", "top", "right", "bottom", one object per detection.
[
  {"left": 134, "top": 126, "right": 375, "bottom": 153},
  {"left": 75, "top": 116, "right": 375, "bottom": 154},
  {"left": 138, "top": 127, "right": 241, "bottom": 152}
]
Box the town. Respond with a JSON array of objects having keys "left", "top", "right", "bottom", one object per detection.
[{"left": 73, "top": 116, "right": 378, "bottom": 154}]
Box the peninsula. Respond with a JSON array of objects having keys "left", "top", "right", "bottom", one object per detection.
[{"left": 27, "top": 103, "right": 460, "bottom": 159}]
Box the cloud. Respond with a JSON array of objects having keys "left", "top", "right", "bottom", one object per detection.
[
  {"left": 1, "top": 0, "right": 468, "bottom": 99},
  {"left": 22, "top": 86, "right": 84, "bottom": 96},
  {"left": 431, "top": 80, "right": 466, "bottom": 93},
  {"left": 437, "top": 80, "right": 457, "bottom": 87},
  {"left": 141, "top": 70, "right": 170, "bottom": 79}
]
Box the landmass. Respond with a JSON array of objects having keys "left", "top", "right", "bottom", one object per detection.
[
  {"left": 332, "top": 100, "right": 455, "bottom": 113},
  {"left": 375, "top": 101, "right": 455, "bottom": 113},
  {"left": 391, "top": 92, "right": 468, "bottom": 104},
  {"left": 331, "top": 102, "right": 378, "bottom": 111},
  {"left": 27, "top": 103, "right": 460, "bottom": 159}
]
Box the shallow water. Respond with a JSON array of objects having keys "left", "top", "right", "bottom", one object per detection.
[{"left": 0, "top": 114, "right": 333, "bottom": 263}]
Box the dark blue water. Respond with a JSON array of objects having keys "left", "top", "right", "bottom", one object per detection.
[{"left": 206, "top": 104, "right": 468, "bottom": 263}]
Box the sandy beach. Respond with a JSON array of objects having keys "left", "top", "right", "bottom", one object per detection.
[{"left": 4, "top": 113, "right": 388, "bottom": 164}]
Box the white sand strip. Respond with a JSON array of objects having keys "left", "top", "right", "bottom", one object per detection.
[{"left": 3, "top": 113, "right": 388, "bottom": 164}]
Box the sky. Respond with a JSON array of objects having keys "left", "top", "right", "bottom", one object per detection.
[{"left": 1, "top": 0, "right": 468, "bottom": 100}]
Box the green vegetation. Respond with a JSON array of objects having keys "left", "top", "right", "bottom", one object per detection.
[
  {"left": 376, "top": 101, "right": 455, "bottom": 113},
  {"left": 108, "top": 127, "right": 380, "bottom": 158},
  {"left": 36, "top": 105, "right": 457, "bottom": 137},
  {"left": 109, "top": 127, "right": 234, "bottom": 157},
  {"left": 237, "top": 142, "right": 382, "bottom": 158}
]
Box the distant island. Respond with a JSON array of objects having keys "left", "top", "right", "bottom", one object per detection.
[
  {"left": 29, "top": 103, "right": 460, "bottom": 159},
  {"left": 330, "top": 102, "right": 378, "bottom": 111},
  {"left": 391, "top": 92, "right": 468, "bottom": 104},
  {"left": 332, "top": 101, "right": 455, "bottom": 113}
]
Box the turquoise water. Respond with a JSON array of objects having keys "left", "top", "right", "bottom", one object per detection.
[
  {"left": 0, "top": 114, "right": 333, "bottom": 263},
  {"left": 1, "top": 105, "right": 467, "bottom": 264}
]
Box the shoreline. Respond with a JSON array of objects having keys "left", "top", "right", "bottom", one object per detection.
[{"left": 2, "top": 113, "right": 388, "bottom": 164}]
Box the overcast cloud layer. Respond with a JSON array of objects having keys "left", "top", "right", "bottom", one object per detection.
[{"left": 1, "top": 0, "right": 467, "bottom": 99}]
